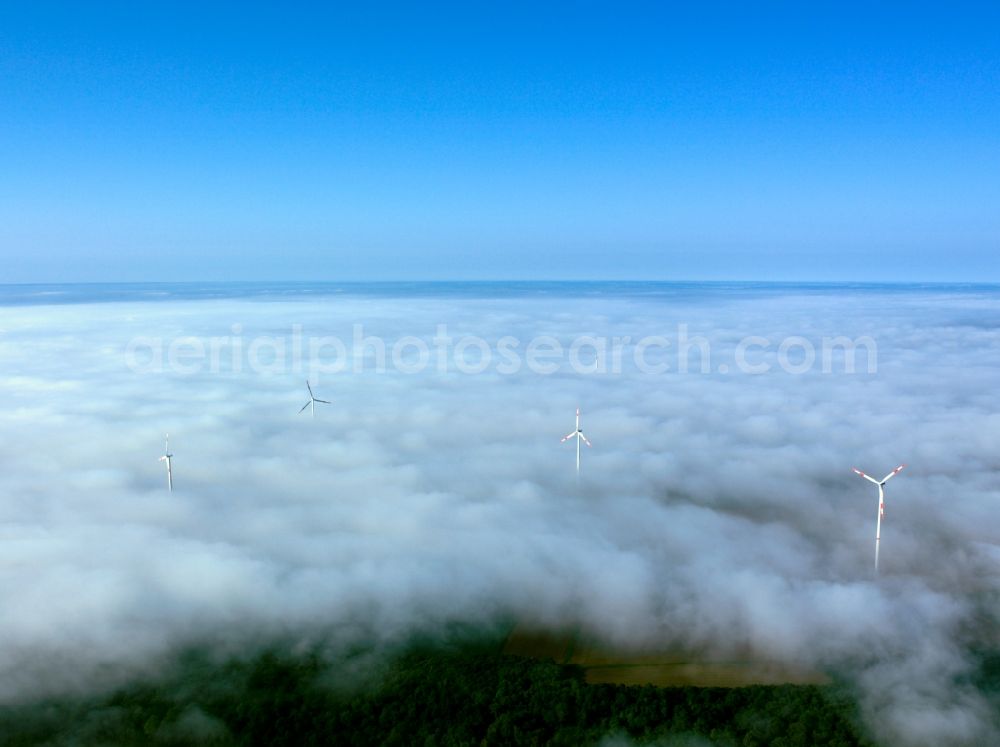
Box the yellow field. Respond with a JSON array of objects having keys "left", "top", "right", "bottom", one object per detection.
[{"left": 502, "top": 627, "right": 829, "bottom": 688}]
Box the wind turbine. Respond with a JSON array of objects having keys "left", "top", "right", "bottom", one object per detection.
[
  {"left": 560, "top": 407, "right": 592, "bottom": 473},
  {"left": 159, "top": 434, "right": 173, "bottom": 492},
  {"left": 852, "top": 464, "right": 905, "bottom": 573},
  {"left": 298, "top": 380, "right": 331, "bottom": 418}
]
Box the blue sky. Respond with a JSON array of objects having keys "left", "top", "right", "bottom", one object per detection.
[{"left": 1, "top": 2, "right": 997, "bottom": 282}]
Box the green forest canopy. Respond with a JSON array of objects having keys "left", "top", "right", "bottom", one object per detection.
[{"left": 0, "top": 640, "right": 884, "bottom": 747}]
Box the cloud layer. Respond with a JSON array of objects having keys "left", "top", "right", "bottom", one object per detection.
[{"left": 1, "top": 285, "right": 999, "bottom": 745}]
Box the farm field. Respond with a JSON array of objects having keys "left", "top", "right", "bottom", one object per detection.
[{"left": 503, "top": 626, "right": 830, "bottom": 687}]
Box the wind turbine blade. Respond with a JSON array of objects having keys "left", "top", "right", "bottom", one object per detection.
[
  {"left": 298, "top": 402, "right": 311, "bottom": 414},
  {"left": 852, "top": 467, "right": 880, "bottom": 485},
  {"left": 881, "top": 464, "right": 906, "bottom": 483},
  {"left": 561, "top": 432, "right": 576, "bottom": 442},
  {"left": 314, "top": 398, "right": 331, "bottom": 404},
  {"left": 580, "top": 434, "right": 592, "bottom": 447},
  {"left": 306, "top": 380, "right": 314, "bottom": 397}
]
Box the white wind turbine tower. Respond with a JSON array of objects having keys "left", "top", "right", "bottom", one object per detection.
[
  {"left": 299, "top": 380, "right": 331, "bottom": 418},
  {"left": 159, "top": 434, "right": 173, "bottom": 492},
  {"left": 852, "top": 464, "right": 905, "bottom": 573},
  {"left": 561, "top": 407, "right": 592, "bottom": 474}
]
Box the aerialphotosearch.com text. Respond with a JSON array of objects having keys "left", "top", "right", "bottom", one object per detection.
[{"left": 125, "top": 324, "right": 878, "bottom": 377}]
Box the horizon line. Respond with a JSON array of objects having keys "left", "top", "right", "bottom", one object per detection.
[{"left": 4, "top": 279, "right": 1000, "bottom": 287}]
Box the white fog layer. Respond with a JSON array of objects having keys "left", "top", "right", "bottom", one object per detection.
[{"left": 1, "top": 286, "right": 998, "bottom": 746}]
